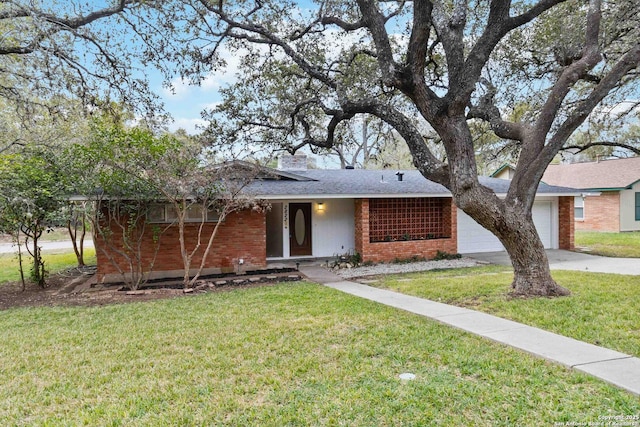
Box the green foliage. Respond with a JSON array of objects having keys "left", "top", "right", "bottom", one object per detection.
[
  {"left": 331, "top": 251, "right": 361, "bottom": 268},
  {"left": 0, "top": 148, "right": 69, "bottom": 287},
  {"left": 0, "top": 283, "right": 636, "bottom": 424},
  {"left": 68, "top": 120, "right": 182, "bottom": 199},
  {"left": 64, "top": 121, "right": 180, "bottom": 289},
  {"left": 432, "top": 250, "right": 462, "bottom": 261},
  {"left": 392, "top": 255, "right": 427, "bottom": 264}
]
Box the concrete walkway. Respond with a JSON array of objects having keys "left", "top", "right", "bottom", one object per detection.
[
  {"left": 299, "top": 265, "right": 640, "bottom": 396},
  {"left": 468, "top": 249, "right": 640, "bottom": 275}
]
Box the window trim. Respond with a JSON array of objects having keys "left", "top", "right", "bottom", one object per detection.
[
  {"left": 574, "top": 196, "right": 585, "bottom": 221},
  {"left": 635, "top": 192, "right": 640, "bottom": 221}
]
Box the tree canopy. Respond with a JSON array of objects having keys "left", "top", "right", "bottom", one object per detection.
[{"left": 0, "top": 1, "right": 170, "bottom": 127}]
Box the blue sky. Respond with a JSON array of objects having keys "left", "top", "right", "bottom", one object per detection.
[{"left": 148, "top": 55, "right": 239, "bottom": 134}]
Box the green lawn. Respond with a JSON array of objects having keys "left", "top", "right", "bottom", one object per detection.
[
  {"left": 0, "top": 282, "right": 637, "bottom": 425},
  {"left": 374, "top": 266, "right": 640, "bottom": 357},
  {"left": 576, "top": 230, "right": 640, "bottom": 258},
  {"left": 0, "top": 248, "right": 96, "bottom": 284}
]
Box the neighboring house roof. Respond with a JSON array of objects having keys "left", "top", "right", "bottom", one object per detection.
[
  {"left": 490, "top": 163, "right": 515, "bottom": 178},
  {"left": 542, "top": 157, "right": 640, "bottom": 191},
  {"left": 246, "top": 169, "right": 578, "bottom": 199}
]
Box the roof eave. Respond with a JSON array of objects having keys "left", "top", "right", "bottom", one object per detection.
[{"left": 256, "top": 191, "right": 581, "bottom": 199}]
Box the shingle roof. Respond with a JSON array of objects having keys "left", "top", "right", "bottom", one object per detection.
[
  {"left": 542, "top": 157, "right": 640, "bottom": 190},
  {"left": 246, "top": 169, "right": 578, "bottom": 198}
]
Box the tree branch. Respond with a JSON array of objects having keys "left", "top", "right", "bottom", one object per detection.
[
  {"left": 543, "top": 42, "right": 640, "bottom": 159},
  {"left": 467, "top": 78, "right": 528, "bottom": 141},
  {"left": 453, "top": 0, "right": 566, "bottom": 109},
  {"left": 355, "top": 0, "right": 399, "bottom": 87},
  {"left": 201, "top": 1, "right": 338, "bottom": 91},
  {"left": 563, "top": 141, "right": 640, "bottom": 156},
  {"left": 0, "top": 1, "right": 137, "bottom": 56},
  {"left": 533, "top": 0, "right": 603, "bottom": 144}
]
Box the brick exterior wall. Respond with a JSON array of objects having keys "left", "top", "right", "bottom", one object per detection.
[
  {"left": 355, "top": 198, "right": 458, "bottom": 263},
  {"left": 558, "top": 196, "right": 575, "bottom": 250},
  {"left": 576, "top": 192, "right": 621, "bottom": 232},
  {"left": 96, "top": 209, "right": 266, "bottom": 283}
]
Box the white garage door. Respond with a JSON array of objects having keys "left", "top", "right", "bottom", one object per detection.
[{"left": 457, "top": 201, "right": 553, "bottom": 253}]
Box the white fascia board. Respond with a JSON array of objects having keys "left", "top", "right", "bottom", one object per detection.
[
  {"left": 256, "top": 193, "right": 452, "bottom": 200},
  {"left": 257, "top": 192, "right": 579, "bottom": 200},
  {"left": 540, "top": 192, "right": 583, "bottom": 197}
]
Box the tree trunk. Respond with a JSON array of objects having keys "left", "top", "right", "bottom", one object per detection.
[
  {"left": 498, "top": 219, "right": 570, "bottom": 297},
  {"left": 68, "top": 216, "right": 86, "bottom": 267},
  {"left": 453, "top": 182, "right": 570, "bottom": 297}
]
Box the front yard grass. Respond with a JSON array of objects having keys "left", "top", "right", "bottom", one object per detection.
[
  {"left": 375, "top": 266, "right": 640, "bottom": 357},
  {"left": 0, "top": 248, "right": 96, "bottom": 284},
  {"left": 0, "top": 282, "right": 638, "bottom": 425},
  {"left": 576, "top": 230, "right": 640, "bottom": 258}
]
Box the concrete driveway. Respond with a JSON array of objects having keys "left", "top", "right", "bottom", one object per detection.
[{"left": 467, "top": 250, "right": 640, "bottom": 275}]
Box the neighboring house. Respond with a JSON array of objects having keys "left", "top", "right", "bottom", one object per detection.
[
  {"left": 542, "top": 157, "right": 640, "bottom": 232},
  {"left": 96, "top": 155, "right": 578, "bottom": 283},
  {"left": 490, "top": 163, "right": 516, "bottom": 180}
]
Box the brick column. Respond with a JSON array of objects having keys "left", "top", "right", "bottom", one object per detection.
[
  {"left": 354, "top": 199, "right": 369, "bottom": 261},
  {"left": 558, "top": 196, "right": 575, "bottom": 250}
]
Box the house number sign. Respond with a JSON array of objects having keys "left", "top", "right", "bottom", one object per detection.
[{"left": 283, "top": 204, "right": 289, "bottom": 229}]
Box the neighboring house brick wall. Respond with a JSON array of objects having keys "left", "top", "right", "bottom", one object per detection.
[
  {"left": 96, "top": 209, "right": 266, "bottom": 283},
  {"left": 576, "top": 192, "right": 620, "bottom": 232},
  {"left": 558, "top": 196, "right": 575, "bottom": 250},
  {"left": 354, "top": 198, "right": 458, "bottom": 263}
]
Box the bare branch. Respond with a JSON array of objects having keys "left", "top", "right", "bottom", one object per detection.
[
  {"left": 563, "top": 141, "right": 640, "bottom": 156},
  {"left": 201, "top": 2, "right": 338, "bottom": 90},
  {"left": 320, "top": 16, "right": 366, "bottom": 31}
]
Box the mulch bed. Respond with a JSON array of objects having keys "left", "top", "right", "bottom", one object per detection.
[{"left": 0, "top": 267, "right": 303, "bottom": 311}]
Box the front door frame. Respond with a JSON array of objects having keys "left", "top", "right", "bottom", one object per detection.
[{"left": 289, "top": 202, "right": 312, "bottom": 256}]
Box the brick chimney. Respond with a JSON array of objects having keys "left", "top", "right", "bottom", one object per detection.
[{"left": 277, "top": 154, "right": 307, "bottom": 171}]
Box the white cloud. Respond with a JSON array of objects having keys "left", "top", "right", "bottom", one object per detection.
[
  {"left": 167, "top": 117, "right": 207, "bottom": 134},
  {"left": 161, "top": 77, "right": 193, "bottom": 99},
  {"left": 159, "top": 44, "right": 243, "bottom": 100},
  {"left": 201, "top": 51, "right": 243, "bottom": 91},
  {"left": 201, "top": 101, "right": 221, "bottom": 111}
]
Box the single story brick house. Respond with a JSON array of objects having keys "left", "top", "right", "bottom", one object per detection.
[
  {"left": 95, "top": 156, "right": 578, "bottom": 283},
  {"left": 541, "top": 157, "right": 640, "bottom": 232}
]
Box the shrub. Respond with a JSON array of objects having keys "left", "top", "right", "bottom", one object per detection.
[{"left": 433, "top": 250, "right": 462, "bottom": 261}]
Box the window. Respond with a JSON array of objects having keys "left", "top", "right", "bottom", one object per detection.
[
  {"left": 148, "top": 203, "right": 220, "bottom": 223},
  {"left": 147, "top": 204, "right": 166, "bottom": 222},
  {"left": 574, "top": 196, "right": 584, "bottom": 220},
  {"left": 635, "top": 193, "right": 640, "bottom": 221}
]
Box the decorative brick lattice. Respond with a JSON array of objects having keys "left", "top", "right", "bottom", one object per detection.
[{"left": 368, "top": 198, "right": 451, "bottom": 243}]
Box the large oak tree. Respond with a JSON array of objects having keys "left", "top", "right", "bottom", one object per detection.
[{"left": 158, "top": 0, "right": 640, "bottom": 296}]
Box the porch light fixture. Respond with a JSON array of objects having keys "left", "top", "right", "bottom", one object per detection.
[{"left": 317, "top": 202, "right": 325, "bottom": 212}]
